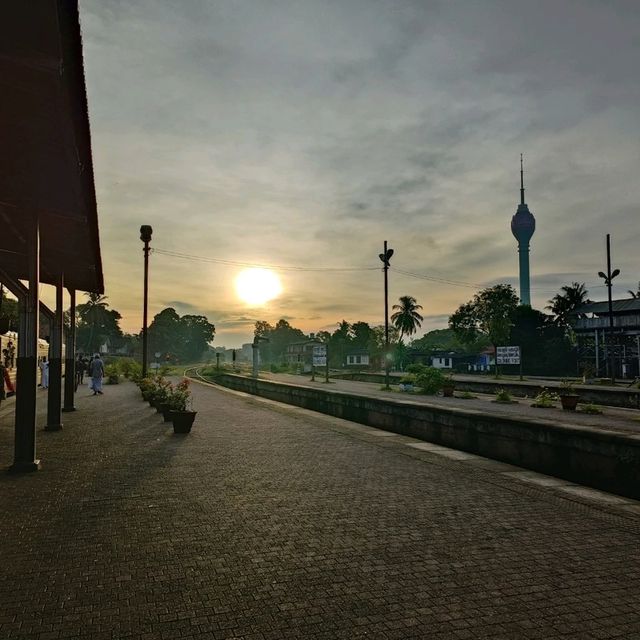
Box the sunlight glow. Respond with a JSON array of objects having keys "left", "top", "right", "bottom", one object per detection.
[{"left": 235, "top": 268, "right": 283, "bottom": 306}]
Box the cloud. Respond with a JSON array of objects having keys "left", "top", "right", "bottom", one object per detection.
[{"left": 80, "top": 0, "right": 640, "bottom": 346}]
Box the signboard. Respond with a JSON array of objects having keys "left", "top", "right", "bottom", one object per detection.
[
  {"left": 496, "top": 346, "right": 521, "bottom": 365},
  {"left": 312, "top": 344, "right": 327, "bottom": 367}
]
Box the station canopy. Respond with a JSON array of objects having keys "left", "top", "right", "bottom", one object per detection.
[{"left": 0, "top": 0, "right": 103, "bottom": 293}]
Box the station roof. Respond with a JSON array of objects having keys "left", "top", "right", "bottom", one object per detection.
[
  {"left": 572, "top": 298, "right": 640, "bottom": 316},
  {"left": 0, "top": 0, "right": 103, "bottom": 293}
]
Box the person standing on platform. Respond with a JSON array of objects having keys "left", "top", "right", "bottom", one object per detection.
[
  {"left": 0, "top": 360, "right": 5, "bottom": 407},
  {"left": 75, "top": 355, "right": 86, "bottom": 390},
  {"left": 89, "top": 353, "right": 104, "bottom": 396},
  {"left": 39, "top": 357, "right": 49, "bottom": 389}
]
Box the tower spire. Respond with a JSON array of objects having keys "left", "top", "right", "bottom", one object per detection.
[{"left": 520, "top": 153, "right": 525, "bottom": 205}]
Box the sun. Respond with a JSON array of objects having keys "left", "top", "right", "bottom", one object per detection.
[{"left": 235, "top": 268, "right": 283, "bottom": 306}]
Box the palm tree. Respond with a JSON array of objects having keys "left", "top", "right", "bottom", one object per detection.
[
  {"left": 627, "top": 282, "right": 640, "bottom": 299},
  {"left": 77, "top": 293, "right": 110, "bottom": 353},
  {"left": 547, "top": 282, "right": 590, "bottom": 326},
  {"left": 391, "top": 295, "right": 424, "bottom": 342}
]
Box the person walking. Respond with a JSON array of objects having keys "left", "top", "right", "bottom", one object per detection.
[{"left": 89, "top": 353, "right": 104, "bottom": 396}]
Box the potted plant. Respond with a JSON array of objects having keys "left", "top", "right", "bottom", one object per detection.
[
  {"left": 139, "top": 376, "right": 155, "bottom": 402},
  {"left": 153, "top": 377, "right": 171, "bottom": 413},
  {"left": 167, "top": 379, "right": 196, "bottom": 433},
  {"left": 558, "top": 379, "right": 580, "bottom": 411},
  {"left": 441, "top": 373, "right": 455, "bottom": 397}
]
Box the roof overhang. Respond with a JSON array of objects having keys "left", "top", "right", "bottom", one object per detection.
[{"left": 0, "top": 0, "right": 103, "bottom": 293}]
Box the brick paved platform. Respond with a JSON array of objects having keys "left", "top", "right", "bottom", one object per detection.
[{"left": 1, "top": 380, "right": 640, "bottom": 639}]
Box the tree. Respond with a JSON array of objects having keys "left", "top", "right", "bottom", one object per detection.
[
  {"left": 148, "top": 308, "right": 181, "bottom": 359},
  {"left": 76, "top": 293, "right": 123, "bottom": 354},
  {"left": 509, "top": 306, "right": 576, "bottom": 376},
  {"left": 148, "top": 308, "right": 215, "bottom": 363},
  {"left": 253, "top": 319, "right": 307, "bottom": 364},
  {"left": 329, "top": 320, "right": 351, "bottom": 367},
  {"left": 180, "top": 315, "right": 216, "bottom": 362},
  {"left": 254, "top": 320, "right": 273, "bottom": 339},
  {"left": 410, "top": 328, "right": 489, "bottom": 355},
  {"left": 350, "top": 322, "right": 372, "bottom": 349},
  {"left": 449, "top": 284, "right": 519, "bottom": 349},
  {"left": 391, "top": 296, "right": 424, "bottom": 342},
  {"left": 0, "top": 287, "right": 18, "bottom": 332},
  {"left": 547, "top": 282, "right": 590, "bottom": 326}
]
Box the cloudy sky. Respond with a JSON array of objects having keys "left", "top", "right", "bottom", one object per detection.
[{"left": 74, "top": 0, "right": 640, "bottom": 347}]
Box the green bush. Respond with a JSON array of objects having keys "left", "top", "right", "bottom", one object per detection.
[
  {"left": 114, "top": 357, "right": 139, "bottom": 378},
  {"left": 105, "top": 363, "right": 120, "bottom": 384},
  {"left": 406, "top": 363, "right": 427, "bottom": 375},
  {"left": 415, "top": 367, "right": 446, "bottom": 395}
]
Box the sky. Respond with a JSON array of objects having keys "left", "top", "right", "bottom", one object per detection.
[{"left": 67, "top": 0, "right": 640, "bottom": 347}]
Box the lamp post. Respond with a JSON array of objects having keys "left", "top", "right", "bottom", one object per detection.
[
  {"left": 379, "top": 241, "right": 394, "bottom": 390},
  {"left": 597, "top": 233, "right": 620, "bottom": 384},
  {"left": 140, "top": 225, "right": 152, "bottom": 378}
]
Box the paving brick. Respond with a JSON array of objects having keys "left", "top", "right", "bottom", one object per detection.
[{"left": 0, "top": 380, "right": 639, "bottom": 639}]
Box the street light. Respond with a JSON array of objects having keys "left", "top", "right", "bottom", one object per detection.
[
  {"left": 597, "top": 233, "right": 620, "bottom": 383},
  {"left": 379, "top": 241, "right": 394, "bottom": 390},
  {"left": 140, "top": 225, "right": 152, "bottom": 378}
]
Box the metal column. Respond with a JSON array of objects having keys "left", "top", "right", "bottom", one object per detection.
[
  {"left": 46, "top": 275, "right": 64, "bottom": 430},
  {"left": 11, "top": 214, "right": 40, "bottom": 472},
  {"left": 63, "top": 288, "right": 76, "bottom": 412}
]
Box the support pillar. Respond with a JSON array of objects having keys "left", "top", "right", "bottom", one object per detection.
[
  {"left": 46, "top": 275, "right": 64, "bottom": 430},
  {"left": 63, "top": 288, "right": 76, "bottom": 412},
  {"left": 11, "top": 214, "right": 40, "bottom": 472}
]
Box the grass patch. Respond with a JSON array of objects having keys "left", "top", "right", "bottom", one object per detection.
[{"left": 580, "top": 403, "right": 603, "bottom": 415}]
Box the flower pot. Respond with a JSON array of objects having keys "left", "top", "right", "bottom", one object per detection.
[
  {"left": 171, "top": 410, "right": 197, "bottom": 433},
  {"left": 159, "top": 403, "right": 172, "bottom": 422},
  {"left": 560, "top": 394, "right": 580, "bottom": 411},
  {"left": 442, "top": 385, "right": 455, "bottom": 397}
]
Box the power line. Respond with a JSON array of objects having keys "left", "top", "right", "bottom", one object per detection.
[
  {"left": 153, "top": 247, "right": 610, "bottom": 294},
  {"left": 152, "top": 248, "right": 378, "bottom": 273}
]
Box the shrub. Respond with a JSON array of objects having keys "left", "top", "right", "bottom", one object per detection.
[
  {"left": 105, "top": 363, "right": 120, "bottom": 384},
  {"left": 531, "top": 388, "right": 558, "bottom": 408},
  {"left": 459, "top": 391, "right": 477, "bottom": 399},
  {"left": 115, "top": 357, "right": 139, "bottom": 379},
  {"left": 415, "top": 367, "right": 447, "bottom": 395},
  {"left": 406, "top": 363, "right": 427, "bottom": 375},
  {"left": 494, "top": 388, "right": 513, "bottom": 403}
]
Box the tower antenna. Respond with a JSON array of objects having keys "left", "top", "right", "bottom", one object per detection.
[{"left": 520, "top": 153, "right": 525, "bottom": 205}]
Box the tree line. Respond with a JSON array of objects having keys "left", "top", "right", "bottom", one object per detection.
[{"left": 0, "top": 290, "right": 216, "bottom": 364}]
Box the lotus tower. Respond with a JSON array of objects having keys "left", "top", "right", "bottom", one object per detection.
[{"left": 510, "top": 155, "right": 536, "bottom": 305}]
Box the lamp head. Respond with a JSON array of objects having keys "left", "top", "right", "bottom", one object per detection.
[
  {"left": 598, "top": 271, "right": 607, "bottom": 280},
  {"left": 379, "top": 248, "right": 394, "bottom": 266},
  {"left": 140, "top": 225, "right": 153, "bottom": 243},
  {"left": 611, "top": 268, "right": 620, "bottom": 279}
]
